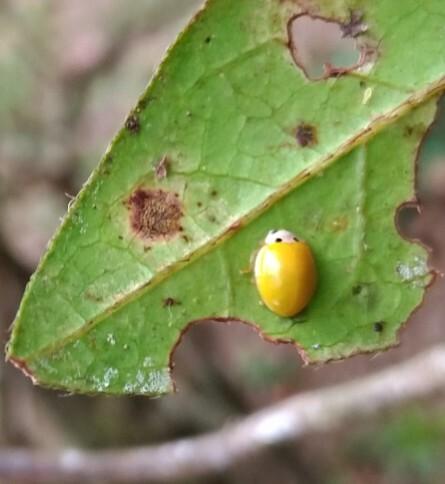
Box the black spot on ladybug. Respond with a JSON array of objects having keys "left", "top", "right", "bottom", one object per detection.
[
  {"left": 276, "top": 238, "right": 283, "bottom": 242},
  {"left": 296, "top": 123, "right": 317, "bottom": 147},
  {"left": 125, "top": 114, "right": 140, "bottom": 134},
  {"left": 127, "top": 188, "right": 183, "bottom": 241},
  {"left": 373, "top": 321, "right": 384, "bottom": 333}
]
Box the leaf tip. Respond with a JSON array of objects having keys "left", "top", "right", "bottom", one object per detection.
[{"left": 7, "top": 356, "right": 38, "bottom": 385}]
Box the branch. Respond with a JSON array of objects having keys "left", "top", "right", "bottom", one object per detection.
[{"left": 2, "top": 345, "right": 445, "bottom": 483}]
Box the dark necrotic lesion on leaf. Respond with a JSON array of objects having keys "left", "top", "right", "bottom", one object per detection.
[
  {"left": 373, "top": 321, "right": 385, "bottom": 333},
  {"left": 340, "top": 10, "right": 368, "bottom": 38},
  {"left": 125, "top": 113, "right": 140, "bottom": 134},
  {"left": 163, "top": 297, "right": 181, "bottom": 308},
  {"left": 296, "top": 123, "right": 318, "bottom": 147},
  {"left": 127, "top": 188, "right": 183, "bottom": 241}
]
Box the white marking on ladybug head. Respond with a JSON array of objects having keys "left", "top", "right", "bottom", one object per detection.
[{"left": 265, "top": 229, "right": 299, "bottom": 244}]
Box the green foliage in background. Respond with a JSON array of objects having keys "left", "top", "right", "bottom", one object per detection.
[
  {"left": 7, "top": 0, "right": 445, "bottom": 395},
  {"left": 348, "top": 406, "right": 445, "bottom": 483}
]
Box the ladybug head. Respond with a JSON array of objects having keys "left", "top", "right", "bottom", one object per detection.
[{"left": 265, "top": 229, "right": 299, "bottom": 244}]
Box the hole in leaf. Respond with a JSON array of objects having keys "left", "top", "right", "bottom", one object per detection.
[
  {"left": 397, "top": 97, "right": 445, "bottom": 272},
  {"left": 397, "top": 203, "right": 421, "bottom": 242},
  {"left": 170, "top": 320, "right": 302, "bottom": 394},
  {"left": 288, "top": 14, "right": 366, "bottom": 80}
]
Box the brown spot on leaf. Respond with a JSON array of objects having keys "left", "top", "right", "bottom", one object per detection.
[
  {"left": 296, "top": 123, "right": 317, "bottom": 147},
  {"left": 125, "top": 114, "right": 140, "bottom": 134},
  {"left": 85, "top": 290, "right": 104, "bottom": 303},
  {"left": 404, "top": 124, "right": 425, "bottom": 138},
  {"left": 163, "top": 297, "right": 181, "bottom": 308},
  {"left": 154, "top": 155, "right": 169, "bottom": 180},
  {"left": 373, "top": 321, "right": 384, "bottom": 333},
  {"left": 340, "top": 10, "right": 368, "bottom": 38},
  {"left": 128, "top": 188, "right": 183, "bottom": 241},
  {"left": 404, "top": 126, "right": 415, "bottom": 137},
  {"left": 137, "top": 97, "right": 150, "bottom": 110}
]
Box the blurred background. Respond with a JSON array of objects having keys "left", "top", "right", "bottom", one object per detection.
[{"left": 1, "top": 1, "right": 445, "bottom": 483}]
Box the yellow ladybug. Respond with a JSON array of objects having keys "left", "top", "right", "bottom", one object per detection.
[{"left": 254, "top": 229, "right": 317, "bottom": 317}]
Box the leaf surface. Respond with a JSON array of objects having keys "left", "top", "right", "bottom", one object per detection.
[{"left": 7, "top": 0, "right": 445, "bottom": 395}]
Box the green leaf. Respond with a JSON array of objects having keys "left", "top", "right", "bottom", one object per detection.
[{"left": 7, "top": 0, "right": 445, "bottom": 395}]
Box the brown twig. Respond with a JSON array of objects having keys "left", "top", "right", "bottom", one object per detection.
[{"left": 1, "top": 346, "right": 445, "bottom": 482}]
